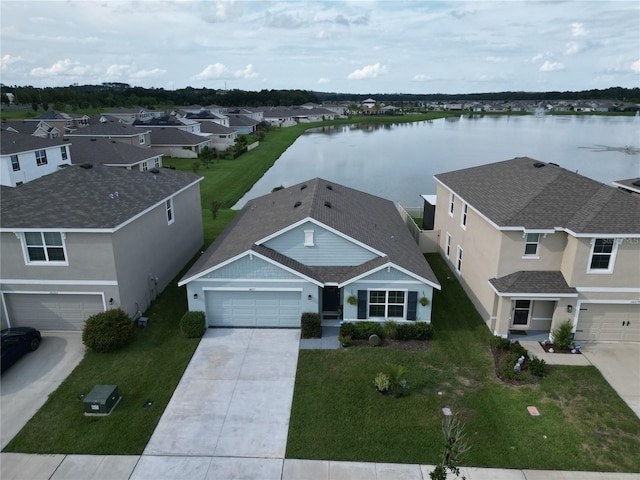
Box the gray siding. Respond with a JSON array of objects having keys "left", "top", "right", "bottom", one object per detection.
[{"left": 264, "top": 222, "right": 377, "bottom": 266}]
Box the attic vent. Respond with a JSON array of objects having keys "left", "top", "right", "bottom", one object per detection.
[
  {"left": 324, "top": 201, "right": 332, "bottom": 208},
  {"left": 90, "top": 138, "right": 97, "bottom": 142},
  {"left": 80, "top": 163, "right": 93, "bottom": 169},
  {"left": 294, "top": 201, "right": 302, "bottom": 208},
  {"left": 300, "top": 184, "right": 307, "bottom": 190},
  {"left": 533, "top": 162, "right": 545, "bottom": 168},
  {"left": 149, "top": 167, "right": 160, "bottom": 174},
  {"left": 633, "top": 180, "right": 640, "bottom": 187},
  {"left": 326, "top": 184, "right": 333, "bottom": 190}
]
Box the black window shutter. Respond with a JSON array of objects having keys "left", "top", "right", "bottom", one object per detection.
[
  {"left": 407, "top": 291, "right": 418, "bottom": 321},
  {"left": 357, "top": 290, "right": 367, "bottom": 319}
]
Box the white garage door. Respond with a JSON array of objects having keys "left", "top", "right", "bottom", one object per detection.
[
  {"left": 205, "top": 290, "right": 301, "bottom": 327},
  {"left": 575, "top": 304, "right": 640, "bottom": 342},
  {"left": 5, "top": 293, "right": 104, "bottom": 331}
]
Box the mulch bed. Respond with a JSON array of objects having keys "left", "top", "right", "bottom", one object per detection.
[
  {"left": 539, "top": 342, "right": 582, "bottom": 354},
  {"left": 490, "top": 343, "right": 539, "bottom": 385}
]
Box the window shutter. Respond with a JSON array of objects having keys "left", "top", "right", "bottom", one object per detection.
[
  {"left": 407, "top": 291, "right": 418, "bottom": 321},
  {"left": 357, "top": 290, "right": 367, "bottom": 319}
]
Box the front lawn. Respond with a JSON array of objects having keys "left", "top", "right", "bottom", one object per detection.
[{"left": 286, "top": 254, "right": 640, "bottom": 472}]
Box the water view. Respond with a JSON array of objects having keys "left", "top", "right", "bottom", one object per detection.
[{"left": 236, "top": 114, "right": 639, "bottom": 208}]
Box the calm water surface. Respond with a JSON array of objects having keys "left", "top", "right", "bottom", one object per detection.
[{"left": 236, "top": 115, "right": 639, "bottom": 208}]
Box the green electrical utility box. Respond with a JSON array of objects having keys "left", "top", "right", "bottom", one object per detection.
[{"left": 83, "top": 385, "right": 120, "bottom": 415}]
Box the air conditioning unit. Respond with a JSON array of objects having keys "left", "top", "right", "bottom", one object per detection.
[{"left": 83, "top": 385, "right": 120, "bottom": 415}]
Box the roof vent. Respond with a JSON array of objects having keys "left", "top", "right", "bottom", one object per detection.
[
  {"left": 533, "top": 162, "right": 545, "bottom": 168},
  {"left": 326, "top": 184, "right": 333, "bottom": 190},
  {"left": 294, "top": 201, "right": 302, "bottom": 208},
  {"left": 632, "top": 180, "right": 640, "bottom": 187},
  {"left": 80, "top": 163, "right": 93, "bottom": 169},
  {"left": 149, "top": 167, "right": 160, "bottom": 174},
  {"left": 300, "top": 184, "right": 307, "bottom": 190},
  {"left": 549, "top": 162, "right": 559, "bottom": 167},
  {"left": 324, "top": 201, "right": 332, "bottom": 208}
]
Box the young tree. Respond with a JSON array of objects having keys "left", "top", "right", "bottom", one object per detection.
[
  {"left": 430, "top": 416, "right": 471, "bottom": 480},
  {"left": 191, "top": 161, "right": 201, "bottom": 174},
  {"left": 209, "top": 200, "right": 223, "bottom": 220}
]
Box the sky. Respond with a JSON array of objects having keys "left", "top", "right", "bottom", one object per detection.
[{"left": 1, "top": 0, "right": 639, "bottom": 95}]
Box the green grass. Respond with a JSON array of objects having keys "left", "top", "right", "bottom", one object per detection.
[
  {"left": 285, "top": 254, "right": 640, "bottom": 472},
  {"left": 3, "top": 261, "right": 201, "bottom": 454}
]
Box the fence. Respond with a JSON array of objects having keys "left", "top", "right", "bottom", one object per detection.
[{"left": 395, "top": 204, "right": 441, "bottom": 253}]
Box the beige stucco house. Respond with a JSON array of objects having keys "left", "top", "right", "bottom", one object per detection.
[{"left": 432, "top": 157, "right": 640, "bottom": 343}]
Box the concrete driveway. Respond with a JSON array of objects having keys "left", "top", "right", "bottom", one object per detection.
[
  {"left": 1, "top": 331, "right": 85, "bottom": 449},
  {"left": 134, "top": 328, "right": 300, "bottom": 479},
  {"left": 581, "top": 342, "right": 640, "bottom": 419}
]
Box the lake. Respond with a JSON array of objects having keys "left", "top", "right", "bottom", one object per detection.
[{"left": 236, "top": 114, "right": 639, "bottom": 208}]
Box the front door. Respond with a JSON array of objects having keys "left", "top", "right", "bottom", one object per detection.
[
  {"left": 322, "top": 286, "right": 340, "bottom": 312},
  {"left": 513, "top": 300, "right": 531, "bottom": 326}
]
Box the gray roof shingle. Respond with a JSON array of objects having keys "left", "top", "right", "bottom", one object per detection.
[
  {"left": 489, "top": 271, "right": 577, "bottom": 295},
  {"left": 435, "top": 157, "right": 640, "bottom": 235},
  {"left": 0, "top": 164, "right": 201, "bottom": 230},
  {"left": 66, "top": 137, "right": 159, "bottom": 166},
  {"left": 181, "top": 178, "right": 440, "bottom": 287},
  {"left": 147, "top": 128, "right": 210, "bottom": 147},
  {"left": 1, "top": 129, "right": 67, "bottom": 155},
  {"left": 65, "top": 122, "right": 150, "bottom": 137}
]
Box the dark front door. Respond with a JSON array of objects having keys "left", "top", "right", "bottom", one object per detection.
[
  {"left": 322, "top": 287, "right": 340, "bottom": 312},
  {"left": 513, "top": 300, "right": 531, "bottom": 325}
]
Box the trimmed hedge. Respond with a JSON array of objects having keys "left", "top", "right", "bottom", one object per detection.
[
  {"left": 82, "top": 308, "right": 134, "bottom": 353},
  {"left": 340, "top": 321, "right": 433, "bottom": 341},
  {"left": 301, "top": 312, "right": 321, "bottom": 338},
  {"left": 180, "top": 311, "right": 206, "bottom": 338}
]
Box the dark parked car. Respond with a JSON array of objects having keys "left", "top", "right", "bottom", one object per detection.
[{"left": 1, "top": 327, "right": 42, "bottom": 373}]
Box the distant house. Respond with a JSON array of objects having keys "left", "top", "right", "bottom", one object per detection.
[
  {"left": 65, "top": 136, "right": 163, "bottom": 171},
  {"left": 198, "top": 121, "right": 238, "bottom": 151},
  {"left": 0, "top": 130, "right": 71, "bottom": 187},
  {"left": 65, "top": 122, "right": 152, "bottom": 147},
  {"left": 430, "top": 157, "right": 640, "bottom": 342},
  {"left": 0, "top": 164, "right": 203, "bottom": 330},
  {"left": 4, "top": 120, "right": 63, "bottom": 139},
  {"left": 362, "top": 98, "right": 377, "bottom": 109},
  {"left": 227, "top": 114, "right": 260, "bottom": 134},
  {"left": 146, "top": 128, "right": 212, "bottom": 158},
  {"left": 24, "top": 111, "right": 89, "bottom": 133},
  {"left": 102, "top": 108, "right": 154, "bottom": 124},
  {"left": 133, "top": 115, "right": 202, "bottom": 134},
  {"left": 179, "top": 178, "right": 440, "bottom": 328},
  {"left": 260, "top": 106, "right": 336, "bottom": 126}
]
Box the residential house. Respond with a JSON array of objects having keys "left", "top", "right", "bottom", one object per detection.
[
  {"left": 145, "top": 128, "right": 212, "bottom": 158},
  {"left": 260, "top": 106, "right": 336, "bottom": 126},
  {"left": 179, "top": 178, "right": 440, "bottom": 328},
  {"left": 24, "top": 111, "right": 89, "bottom": 133},
  {"left": 0, "top": 164, "right": 203, "bottom": 330},
  {"left": 133, "top": 115, "right": 201, "bottom": 134},
  {"left": 182, "top": 110, "right": 230, "bottom": 128},
  {"left": 102, "top": 108, "right": 154, "bottom": 124},
  {"left": 227, "top": 114, "right": 260, "bottom": 134},
  {"left": 362, "top": 98, "right": 377, "bottom": 109},
  {"left": 198, "top": 121, "right": 238, "bottom": 151},
  {"left": 65, "top": 122, "right": 152, "bottom": 147},
  {"left": 4, "top": 120, "right": 63, "bottom": 139},
  {"left": 0, "top": 130, "right": 72, "bottom": 187},
  {"left": 613, "top": 178, "right": 640, "bottom": 197},
  {"left": 431, "top": 157, "right": 640, "bottom": 342},
  {"left": 64, "top": 136, "right": 163, "bottom": 171}
]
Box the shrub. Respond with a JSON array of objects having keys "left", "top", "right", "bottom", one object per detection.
[
  {"left": 352, "top": 321, "right": 383, "bottom": 340},
  {"left": 82, "top": 308, "right": 134, "bottom": 353},
  {"left": 382, "top": 320, "right": 398, "bottom": 340},
  {"left": 529, "top": 357, "right": 548, "bottom": 377},
  {"left": 385, "top": 363, "right": 410, "bottom": 397},
  {"left": 340, "top": 322, "right": 356, "bottom": 338},
  {"left": 395, "top": 322, "right": 434, "bottom": 341},
  {"left": 338, "top": 334, "right": 351, "bottom": 346},
  {"left": 552, "top": 320, "right": 573, "bottom": 350},
  {"left": 301, "top": 312, "right": 321, "bottom": 338},
  {"left": 511, "top": 342, "right": 528, "bottom": 358},
  {"left": 491, "top": 335, "right": 512, "bottom": 350},
  {"left": 180, "top": 311, "right": 206, "bottom": 338},
  {"left": 374, "top": 372, "right": 391, "bottom": 392},
  {"left": 498, "top": 352, "right": 523, "bottom": 381}
]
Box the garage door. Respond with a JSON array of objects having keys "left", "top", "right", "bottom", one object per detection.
[
  {"left": 5, "top": 293, "right": 104, "bottom": 331},
  {"left": 575, "top": 304, "right": 640, "bottom": 342},
  {"left": 205, "top": 290, "right": 301, "bottom": 327}
]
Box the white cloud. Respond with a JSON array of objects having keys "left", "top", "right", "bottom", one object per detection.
[
  {"left": 234, "top": 64, "right": 258, "bottom": 79},
  {"left": 131, "top": 68, "right": 166, "bottom": 79},
  {"left": 571, "top": 22, "right": 587, "bottom": 37},
  {"left": 317, "top": 77, "right": 330, "bottom": 84},
  {"left": 564, "top": 42, "right": 581, "bottom": 55},
  {"left": 201, "top": 0, "right": 244, "bottom": 23},
  {"left": 631, "top": 59, "right": 640, "bottom": 73},
  {"left": 1, "top": 54, "right": 24, "bottom": 69},
  {"left": 105, "top": 64, "right": 131, "bottom": 78},
  {"left": 485, "top": 56, "right": 507, "bottom": 63},
  {"left": 347, "top": 63, "right": 388, "bottom": 80},
  {"left": 194, "top": 63, "right": 229, "bottom": 80},
  {"left": 412, "top": 74, "right": 431, "bottom": 82},
  {"left": 531, "top": 53, "right": 545, "bottom": 63},
  {"left": 540, "top": 61, "right": 565, "bottom": 72},
  {"left": 30, "top": 59, "right": 91, "bottom": 77}
]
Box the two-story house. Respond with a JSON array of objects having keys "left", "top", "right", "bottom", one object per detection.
[
  {"left": 1, "top": 130, "right": 72, "bottom": 187},
  {"left": 0, "top": 164, "right": 203, "bottom": 331},
  {"left": 432, "top": 157, "right": 639, "bottom": 343},
  {"left": 65, "top": 136, "right": 163, "bottom": 171},
  {"left": 65, "top": 122, "right": 152, "bottom": 148}
]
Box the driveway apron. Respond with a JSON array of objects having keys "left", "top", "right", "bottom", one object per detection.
[{"left": 143, "top": 328, "right": 300, "bottom": 459}]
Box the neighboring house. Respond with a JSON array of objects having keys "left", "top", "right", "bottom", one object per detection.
[
  {"left": 198, "top": 121, "right": 238, "bottom": 151},
  {"left": 182, "top": 111, "right": 230, "bottom": 128},
  {"left": 0, "top": 164, "right": 203, "bottom": 331},
  {"left": 261, "top": 106, "right": 335, "bottom": 126},
  {"left": 362, "top": 98, "right": 377, "bottom": 109},
  {"left": 612, "top": 178, "right": 640, "bottom": 197},
  {"left": 4, "top": 120, "right": 63, "bottom": 139},
  {"left": 24, "top": 111, "right": 89, "bottom": 133},
  {"left": 146, "top": 128, "right": 212, "bottom": 158},
  {"left": 65, "top": 137, "right": 163, "bottom": 171},
  {"left": 133, "top": 115, "right": 201, "bottom": 134},
  {"left": 102, "top": 108, "right": 154, "bottom": 124},
  {"left": 65, "top": 122, "right": 152, "bottom": 147},
  {"left": 179, "top": 178, "right": 441, "bottom": 328},
  {"left": 431, "top": 157, "right": 640, "bottom": 343},
  {"left": 0, "top": 130, "right": 72, "bottom": 187},
  {"left": 227, "top": 114, "right": 260, "bottom": 134}
]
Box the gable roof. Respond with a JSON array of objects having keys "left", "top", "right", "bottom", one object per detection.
[
  {"left": 198, "top": 121, "right": 236, "bottom": 135},
  {"left": 227, "top": 114, "right": 260, "bottom": 127},
  {"left": 435, "top": 157, "right": 640, "bottom": 236},
  {"left": 180, "top": 178, "right": 440, "bottom": 288},
  {"left": 1, "top": 129, "right": 67, "bottom": 155},
  {"left": 65, "top": 137, "right": 160, "bottom": 166},
  {"left": 65, "top": 122, "right": 150, "bottom": 137},
  {"left": 0, "top": 164, "right": 201, "bottom": 231},
  {"left": 147, "top": 128, "right": 210, "bottom": 147}
]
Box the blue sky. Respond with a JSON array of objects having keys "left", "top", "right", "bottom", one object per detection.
[{"left": 1, "top": 0, "right": 638, "bottom": 94}]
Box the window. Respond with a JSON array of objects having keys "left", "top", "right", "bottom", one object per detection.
[
  {"left": 11, "top": 155, "right": 20, "bottom": 171},
  {"left": 304, "top": 229, "right": 314, "bottom": 247},
  {"left": 154, "top": 157, "right": 160, "bottom": 168},
  {"left": 141, "top": 161, "right": 148, "bottom": 172},
  {"left": 166, "top": 199, "right": 174, "bottom": 224},
  {"left": 513, "top": 300, "right": 531, "bottom": 325},
  {"left": 524, "top": 233, "right": 540, "bottom": 256},
  {"left": 589, "top": 238, "right": 617, "bottom": 272},
  {"left": 35, "top": 150, "right": 47, "bottom": 166},
  {"left": 138, "top": 134, "right": 145, "bottom": 144},
  {"left": 23, "top": 232, "right": 66, "bottom": 263},
  {"left": 448, "top": 192, "right": 455, "bottom": 216},
  {"left": 60, "top": 146, "right": 68, "bottom": 161},
  {"left": 445, "top": 232, "right": 451, "bottom": 258},
  {"left": 456, "top": 246, "right": 463, "bottom": 273},
  {"left": 369, "top": 290, "right": 405, "bottom": 318},
  {"left": 461, "top": 203, "right": 468, "bottom": 228}
]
